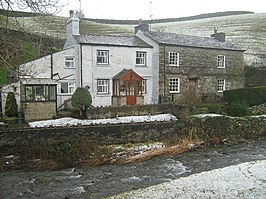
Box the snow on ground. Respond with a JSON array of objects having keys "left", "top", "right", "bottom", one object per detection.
[
  {"left": 28, "top": 114, "right": 177, "bottom": 128},
  {"left": 112, "top": 160, "right": 266, "bottom": 199}
]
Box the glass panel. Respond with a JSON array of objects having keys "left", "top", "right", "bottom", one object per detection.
[
  {"left": 25, "top": 86, "right": 33, "bottom": 101},
  {"left": 61, "top": 83, "right": 68, "bottom": 93},
  {"left": 35, "top": 85, "right": 45, "bottom": 101},
  {"left": 49, "top": 85, "right": 56, "bottom": 100},
  {"left": 120, "top": 80, "right": 126, "bottom": 96}
]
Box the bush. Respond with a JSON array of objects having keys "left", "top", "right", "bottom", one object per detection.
[
  {"left": 227, "top": 100, "right": 250, "bottom": 116},
  {"left": 71, "top": 87, "right": 92, "bottom": 116},
  {"left": 5, "top": 92, "right": 18, "bottom": 117},
  {"left": 223, "top": 86, "right": 266, "bottom": 106},
  {"left": 204, "top": 103, "right": 221, "bottom": 114}
]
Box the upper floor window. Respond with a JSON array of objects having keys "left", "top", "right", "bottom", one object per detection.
[
  {"left": 136, "top": 52, "right": 146, "bottom": 66},
  {"left": 217, "top": 55, "right": 225, "bottom": 68},
  {"left": 169, "top": 78, "right": 180, "bottom": 93},
  {"left": 65, "top": 57, "right": 75, "bottom": 68},
  {"left": 217, "top": 78, "right": 225, "bottom": 92},
  {"left": 97, "top": 50, "right": 109, "bottom": 65},
  {"left": 169, "top": 52, "right": 179, "bottom": 66},
  {"left": 25, "top": 85, "right": 56, "bottom": 102},
  {"left": 61, "top": 82, "right": 75, "bottom": 94},
  {"left": 97, "top": 79, "right": 109, "bottom": 94}
]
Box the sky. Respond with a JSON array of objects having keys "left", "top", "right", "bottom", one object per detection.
[{"left": 59, "top": 0, "right": 266, "bottom": 19}]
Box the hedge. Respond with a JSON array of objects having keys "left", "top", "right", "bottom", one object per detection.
[{"left": 223, "top": 86, "right": 266, "bottom": 106}]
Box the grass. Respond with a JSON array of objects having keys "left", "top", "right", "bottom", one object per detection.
[
  {"left": 1, "top": 12, "right": 265, "bottom": 67},
  {"left": 0, "top": 67, "right": 8, "bottom": 86}
]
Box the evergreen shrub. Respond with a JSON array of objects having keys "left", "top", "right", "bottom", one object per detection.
[
  {"left": 227, "top": 100, "right": 250, "bottom": 116},
  {"left": 5, "top": 92, "right": 18, "bottom": 117},
  {"left": 223, "top": 86, "right": 266, "bottom": 106}
]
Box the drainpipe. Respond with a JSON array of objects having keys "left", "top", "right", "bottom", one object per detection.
[
  {"left": 163, "top": 45, "right": 166, "bottom": 103},
  {"left": 50, "top": 53, "right": 53, "bottom": 79},
  {"left": 80, "top": 44, "right": 83, "bottom": 87}
]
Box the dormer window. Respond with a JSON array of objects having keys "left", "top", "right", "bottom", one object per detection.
[
  {"left": 217, "top": 55, "right": 225, "bottom": 68},
  {"left": 65, "top": 57, "right": 75, "bottom": 68}
]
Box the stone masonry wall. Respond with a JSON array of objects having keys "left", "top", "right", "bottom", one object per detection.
[
  {"left": 159, "top": 45, "right": 244, "bottom": 103},
  {"left": 86, "top": 104, "right": 188, "bottom": 120},
  {"left": 0, "top": 115, "right": 265, "bottom": 147},
  {"left": 22, "top": 102, "right": 57, "bottom": 121}
]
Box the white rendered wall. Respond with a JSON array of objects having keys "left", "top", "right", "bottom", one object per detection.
[
  {"left": 81, "top": 44, "right": 154, "bottom": 107},
  {"left": 136, "top": 30, "right": 160, "bottom": 104}
]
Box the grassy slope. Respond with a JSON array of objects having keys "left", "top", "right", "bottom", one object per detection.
[
  {"left": 10, "top": 12, "right": 265, "bottom": 67},
  {"left": 1, "top": 11, "right": 265, "bottom": 70}
]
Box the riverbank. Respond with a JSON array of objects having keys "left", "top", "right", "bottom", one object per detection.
[
  {"left": 112, "top": 159, "right": 266, "bottom": 198},
  {"left": 1, "top": 114, "right": 265, "bottom": 171},
  {"left": 1, "top": 139, "right": 266, "bottom": 199}
]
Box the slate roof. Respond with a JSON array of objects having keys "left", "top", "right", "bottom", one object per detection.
[
  {"left": 75, "top": 34, "right": 152, "bottom": 48},
  {"left": 143, "top": 31, "right": 244, "bottom": 51}
]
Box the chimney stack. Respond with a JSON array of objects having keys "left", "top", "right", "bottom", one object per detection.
[
  {"left": 211, "top": 28, "right": 225, "bottom": 42},
  {"left": 135, "top": 19, "right": 149, "bottom": 34},
  {"left": 69, "top": 10, "right": 74, "bottom": 18}
]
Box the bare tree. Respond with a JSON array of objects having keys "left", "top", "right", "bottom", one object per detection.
[
  {"left": 0, "top": 0, "right": 63, "bottom": 82},
  {"left": 0, "top": 0, "right": 61, "bottom": 14}
]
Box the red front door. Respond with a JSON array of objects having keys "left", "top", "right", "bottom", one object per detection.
[{"left": 126, "top": 81, "right": 136, "bottom": 105}]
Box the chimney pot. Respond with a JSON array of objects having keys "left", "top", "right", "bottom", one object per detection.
[{"left": 69, "top": 10, "right": 74, "bottom": 18}]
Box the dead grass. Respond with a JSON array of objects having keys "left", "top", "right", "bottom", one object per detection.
[{"left": 118, "top": 138, "right": 204, "bottom": 164}]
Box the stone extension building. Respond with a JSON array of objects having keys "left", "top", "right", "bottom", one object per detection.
[{"left": 136, "top": 23, "right": 245, "bottom": 103}]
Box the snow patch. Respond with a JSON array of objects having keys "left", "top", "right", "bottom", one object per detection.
[{"left": 28, "top": 114, "right": 177, "bottom": 128}]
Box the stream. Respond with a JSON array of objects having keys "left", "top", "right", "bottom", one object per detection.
[{"left": 0, "top": 139, "right": 266, "bottom": 199}]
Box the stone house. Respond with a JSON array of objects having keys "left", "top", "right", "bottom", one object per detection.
[
  {"left": 136, "top": 24, "right": 245, "bottom": 103},
  {"left": 0, "top": 12, "right": 245, "bottom": 121}
]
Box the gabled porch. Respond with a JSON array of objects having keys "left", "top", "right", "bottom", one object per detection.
[{"left": 112, "top": 69, "right": 144, "bottom": 106}]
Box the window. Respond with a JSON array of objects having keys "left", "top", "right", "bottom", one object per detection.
[
  {"left": 169, "top": 78, "right": 180, "bottom": 93},
  {"left": 97, "top": 50, "right": 109, "bottom": 65},
  {"left": 65, "top": 57, "right": 75, "bottom": 68},
  {"left": 24, "top": 85, "right": 56, "bottom": 102},
  {"left": 97, "top": 79, "right": 109, "bottom": 94},
  {"left": 136, "top": 52, "right": 146, "bottom": 66},
  {"left": 217, "top": 79, "right": 225, "bottom": 92},
  {"left": 120, "top": 80, "right": 126, "bottom": 96},
  {"left": 169, "top": 52, "right": 179, "bottom": 66},
  {"left": 35, "top": 85, "right": 46, "bottom": 101},
  {"left": 217, "top": 55, "right": 225, "bottom": 68},
  {"left": 137, "top": 79, "right": 147, "bottom": 94},
  {"left": 61, "top": 82, "right": 75, "bottom": 94}
]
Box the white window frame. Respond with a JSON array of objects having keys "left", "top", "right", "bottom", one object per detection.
[
  {"left": 61, "top": 82, "right": 75, "bottom": 94},
  {"left": 137, "top": 79, "right": 147, "bottom": 95},
  {"left": 97, "top": 79, "right": 109, "bottom": 94},
  {"left": 217, "top": 55, "right": 225, "bottom": 68},
  {"left": 169, "top": 52, "right": 179, "bottom": 66},
  {"left": 217, "top": 78, "right": 225, "bottom": 92},
  {"left": 97, "top": 50, "right": 109, "bottom": 65},
  {"left": 136, "top": 51, "right": 146, "bottom": 66},
  {"left": 65, "top": 57, "right": 75, "bottom": 68},
  {"left": 169, "top": 78, "right": 180, "bottom": 93}
]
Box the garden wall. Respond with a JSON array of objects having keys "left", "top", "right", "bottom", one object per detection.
[
  {"left": 0, "top": 115, "right": 265, "bottom": 147},
  {"left": 85, "top": 104, "right": 188, "bottom": 119}
]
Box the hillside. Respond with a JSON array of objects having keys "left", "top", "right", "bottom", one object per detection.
[{"left": 1, "top": 10, "right": 265, "bottom": 68}]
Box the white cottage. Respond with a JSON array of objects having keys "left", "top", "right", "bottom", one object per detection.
[
  {"left": 59, "top": 11, "right": 158, "bottom": 107},
  {"left": 1, "top": 11, "right": 159, "bottom": 120}
]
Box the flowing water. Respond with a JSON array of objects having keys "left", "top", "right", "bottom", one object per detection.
[{"left": 0, "top": 140, "right": 265, "bottom": 199}]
